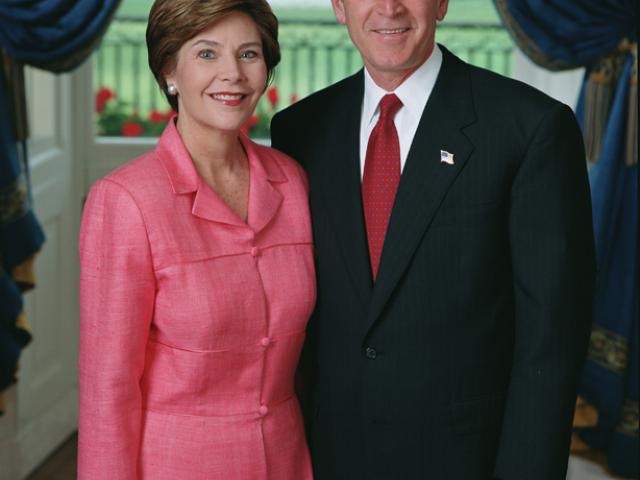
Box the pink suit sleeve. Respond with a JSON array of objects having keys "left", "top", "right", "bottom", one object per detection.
[{"left": 78, "top": 179, "right": 155, "bottom": 479}]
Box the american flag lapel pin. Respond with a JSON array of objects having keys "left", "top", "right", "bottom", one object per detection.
[{"left": 440, "top": 150, "right": 455, "bottom": 165}]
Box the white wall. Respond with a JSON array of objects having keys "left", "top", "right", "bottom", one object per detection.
[{"left": 512, "top": 49, "right": 585, "bottom": 111}]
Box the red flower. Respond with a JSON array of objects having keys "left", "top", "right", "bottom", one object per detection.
[
  {"left": 266, "top": 86, "right": 279, "bottom": 108},
  {"left": 121, "top": 121, "right": 144, "bottom": 137},
  {"left": 95, "top": 87, "right": 115, "bottom": 113},
  {"left": 290, "top": 93, "right": 299, "bottom": 104},
  {"left": 241, "top": 115, "right": 260, "bottom": 135},
  {"left": 149, "top": 109, "right": 175, "bottom": 124},
  {"left": 149, "top": 109, "right": 171, "bottom": 123}
]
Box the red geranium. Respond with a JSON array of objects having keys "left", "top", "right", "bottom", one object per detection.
[
  {"left": 95, "top": 87, "right": 115, "bottom": 113},
  {"left": 149, "top": 109, "right": 173, "bottom": 123},
  {"left": 241, "top": 115, "right": 260, "bottom": 135},
  {"left": 266, "top": 86, "right": 279, "bottom": 108},
  {"left": 121, "top": 121, "right": 144, "bottom": 137}
]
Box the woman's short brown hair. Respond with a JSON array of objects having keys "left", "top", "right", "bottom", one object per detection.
[{"left": 146, "top": 0, "right": 280, "bottom": 112}]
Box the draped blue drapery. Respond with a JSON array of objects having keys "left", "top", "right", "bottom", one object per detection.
[
  {"left": 495, "top": 0, "right": 637, "bottom": 477},
  {"left": 0, "top": 66, "right": 44, "bottom": 392},
  {"left": 575, "top": 54, "right": 638, "bottom": 477},
  {"left": 0, "top": 0, "right": 120, "bottom": 72},
  {"left": 0, "top": 0, "right": 120, "bottom": 401},
  {"left": 494, "top": 0, "right": 636, "bottom": 70}
]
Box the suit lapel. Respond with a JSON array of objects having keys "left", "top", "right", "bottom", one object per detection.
[
  {"left": 312, "top": 71, "right": 374, "bottom": 307},
  {"left": 365, "top": 48, "right": 477, "bottom": 334}
]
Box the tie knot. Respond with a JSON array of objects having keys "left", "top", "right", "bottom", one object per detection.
[{"left": 379, "top": 94, "right": 402, "bottom": 119}]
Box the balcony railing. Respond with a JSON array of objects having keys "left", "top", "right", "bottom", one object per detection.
[{"left": 94, "top": 17, "right": 514, "bottom": 137}]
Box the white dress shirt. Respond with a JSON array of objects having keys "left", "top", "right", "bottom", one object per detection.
[{"left": 359, "top": 45, "right": 443, "bottom": 179}]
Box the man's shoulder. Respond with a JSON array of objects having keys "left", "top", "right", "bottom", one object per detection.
[
  {"left": 439, "top": 46, "right": 559, "bottom": 111},
  {"left": 458, "top": 57, "right": 561, "bottom": 115},
  {"left": 439, "top": 46, "right": 577, "bottom": 145}
]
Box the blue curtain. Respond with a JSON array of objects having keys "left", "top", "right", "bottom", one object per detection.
[
  {"left": 0, "top": 67, "right": 44, "bottom": 393},
  {"left": 0, "top": 0, "right": 120, "bottom": 400},
  {"left": 0, "top": 0, "right": 121, "bottom": 72},
  {"left": 494, "top": 1, "right": 638, "bottom": 477}
]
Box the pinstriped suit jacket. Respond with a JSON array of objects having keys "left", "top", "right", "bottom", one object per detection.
[{"left": 271, "top": 46, "right": 595, "bottom": 480}]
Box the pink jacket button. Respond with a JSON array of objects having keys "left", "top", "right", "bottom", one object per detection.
[
  {"left": 260, "top": 337, "right": 271, "bottom": 347},
  {"left": 259, "top": 405, "right": 269, "bottom": 416},
  {"left": 250, "top": 246, "right": 259, "bottom": 257}
]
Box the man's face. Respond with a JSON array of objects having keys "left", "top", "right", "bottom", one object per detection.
[{"left": 332, "top": 0, "right": 449, "bottom": 89}]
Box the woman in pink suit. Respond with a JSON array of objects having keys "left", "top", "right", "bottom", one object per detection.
[{"left": 78, "top": 1, "right": 315, "bottom": 478}]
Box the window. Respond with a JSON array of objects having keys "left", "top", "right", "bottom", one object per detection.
[{"left": 93, "top": 0, "right": 514, "bottom": 138}]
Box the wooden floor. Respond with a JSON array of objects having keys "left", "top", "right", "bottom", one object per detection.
[
  {"left": 26, "top": 433, "right": 77, "bottom": 480},
  {"left": 26, "top": 432, "right": 628, "bottom": 480}
]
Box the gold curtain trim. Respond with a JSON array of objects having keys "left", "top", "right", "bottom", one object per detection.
[
  {"left": 583, "top": 40, "right": 637, "bottom": 165},
  {"left": 0, "top": 178, "right": 28, "bottom": 225},
  {"left": 584, "top": 43, "right": 629, "bottom": 164},
  {"left": 15, "top": 310, "right": 32, "bottom": 335},
  {"left": 587, "top": 325, "right": 628, "bottom": 374},
  {"left": 13, "top": 255, "right": 38, "bottom": 291},
  {"left": 616, "top": 399, "right": 639, "bottom": 437},
  {"left": 13, "top": 255, "right": 37, "bottom": 286},
  {"left": 574, "top": 396, "right": 600, "bottom": 428},
  {"left": 625, "top": 42, "right": 637, "bottom": 166}
]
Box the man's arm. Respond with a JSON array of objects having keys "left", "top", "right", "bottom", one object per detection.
[
  {"left": 494, "top": 103, "right": 596, "bottom": 480},
  {"left": 271, "top": 110, "right": 317, "bottom": 438},
  {"left": 271, "top": 110, "right": 300, "bottom": 160}
]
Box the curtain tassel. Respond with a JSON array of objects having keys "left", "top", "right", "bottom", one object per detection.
[{"left": 583, "top": 48, "right": 625, "bottom": 164}]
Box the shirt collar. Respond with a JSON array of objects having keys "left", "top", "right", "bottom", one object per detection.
[{"left": 362, "top": 44, "right": 443, "bottom": 127}]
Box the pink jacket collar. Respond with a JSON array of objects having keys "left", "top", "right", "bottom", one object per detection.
[{"left": 156, "top": 117, "right": 287, "bottom": 231}]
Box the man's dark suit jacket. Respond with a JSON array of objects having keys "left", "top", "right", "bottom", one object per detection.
[{"left": 271, "top": 46, "right": 596, "bottom": 480}]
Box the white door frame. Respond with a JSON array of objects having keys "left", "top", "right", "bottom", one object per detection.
[{"left": 0, "top": 66, "right": 80, "bottom": 480}]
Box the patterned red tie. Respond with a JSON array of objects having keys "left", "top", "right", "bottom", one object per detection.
[{"left": 362, "top": 93, "right": 403, "bottom": 280}]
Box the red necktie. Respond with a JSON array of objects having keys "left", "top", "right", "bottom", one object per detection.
[{"left": 362, "top": 93, "right": 403, "bottom": 280}]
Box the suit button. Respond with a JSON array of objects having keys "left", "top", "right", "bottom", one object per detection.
[
  {"left": 364, "top": 347, "right": 377, "bottom": 359},
  {"left": 260, "top": 337, "right": 271, "bottom": 347},
  {"left": 259, "top": 405, "right": 269, "bottom": 416},
  {"left": 250, "top": 246, "right": 259, "bottom": 257}
]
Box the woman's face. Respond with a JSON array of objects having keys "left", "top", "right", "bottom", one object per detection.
[{"left": 166, "top": 12, "right": 268, "bottom": 134}]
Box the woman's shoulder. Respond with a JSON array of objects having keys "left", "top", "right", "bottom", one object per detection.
[
  {"left": 88, "top": 147, "right": 172, "bottom": 209},
  {"left": 101, "top": 149, "right": 164, "bottom": 191}
]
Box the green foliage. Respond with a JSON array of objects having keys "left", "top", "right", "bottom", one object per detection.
[{"left": 95, "top": 86, "right": 173, "bottom": 137}]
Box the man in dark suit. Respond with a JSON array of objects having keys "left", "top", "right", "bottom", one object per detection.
[{"left": 271, "top": 1, "right": 596, "bottom": 479}]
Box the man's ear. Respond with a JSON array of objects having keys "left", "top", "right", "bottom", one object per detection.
[
  {"left": 331, "top": 0, "right": 347, "bottom": 26},
  {"left": 436, "top": 0, "right": 449, "bottom": 22}
]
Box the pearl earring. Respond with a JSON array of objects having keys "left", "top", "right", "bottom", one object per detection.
[{"left": 167, "top": 84, "right": 178, "bottom": 95}]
